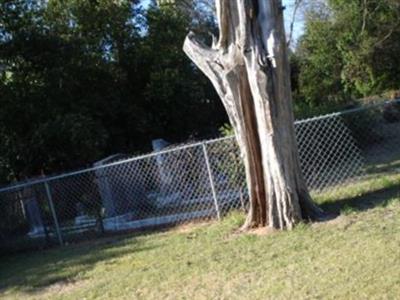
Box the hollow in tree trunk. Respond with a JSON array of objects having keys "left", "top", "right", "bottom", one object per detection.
[{"left": 183, "top": 0, "right": 325, "bottom": 230}]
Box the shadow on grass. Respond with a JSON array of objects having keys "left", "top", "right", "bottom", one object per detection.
[
  {"left": 0, "top": 234, "right": 158, "bottom": 294},
  {"left": 320, "top": 183, "right": 400, "bottom": 215},
  {"left": 365, "top": 159, "right": 400, "bottom": 176}
]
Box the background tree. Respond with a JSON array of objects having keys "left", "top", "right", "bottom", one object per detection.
[
  {"left": 1, "top": 0, "right": 400, "bottom": 190},
  {"left": 295, "top": 0, "right": 400, "bottom": 109},
  {"left": 0, "top": 0, "right": 227, "bottom": 184}
]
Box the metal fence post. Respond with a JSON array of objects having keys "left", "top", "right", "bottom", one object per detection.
[
  {"left": 44, "top": 182, "right": 63, "bottom": 246},
  {"left": 201, "top": 143, "right": 221, "bottom": 220}
]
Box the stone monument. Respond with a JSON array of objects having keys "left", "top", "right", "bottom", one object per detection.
[
  {"left": 94, "top": 154, "right": 147, "bottom": 218},
  {"left": 21, "top": 186, "right": 45, "bottom": 237}
]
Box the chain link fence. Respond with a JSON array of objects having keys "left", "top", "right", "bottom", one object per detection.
[{"left": 1, "top": 99, "right": 399, "bottom": 254}]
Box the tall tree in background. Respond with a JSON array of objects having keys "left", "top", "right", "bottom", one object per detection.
[
  {"left": 141, "top": 4, "right": 225, "bottom": 141},
  {"left": 296, "top": 5, "right": 347, "bottom": 108},
  {"left": 0, "top": 0, "right": 226, "bottom": 184},
  {"left": 332, "top": 0, "right": 400, "bottom": 96},
  {"left": 0, "top": 0, "right": 134, "bottom": 180},
  {"left": 184, "top": 0, "right": 324, "bottom": 230},
  {"left": 297, "top": 0, "right": 400, "bottom": 107}
]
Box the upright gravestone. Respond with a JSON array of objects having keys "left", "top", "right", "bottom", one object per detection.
[
  {"left": 21, "top": 186, "right": 45, "bottom": 237},
  {"left": 152, "top": 139, "right": 191, "bottom": 207},
  {"left": 94, "top": 154, "right": 128, "bottom": 218},
  {"left": 152, "top": 139, "right": 171, "bottom": 193},
  {"left": 95, "top": 154, "right": 148, "bottom": 219}
]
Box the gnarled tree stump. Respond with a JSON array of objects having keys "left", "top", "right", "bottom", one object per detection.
[{"left": 183, "top": 0, "right": 324, "bottom": 230}]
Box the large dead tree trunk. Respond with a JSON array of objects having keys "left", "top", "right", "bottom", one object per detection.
[{"left": 183, "top": 0, "right": 325, "bottom": 230}]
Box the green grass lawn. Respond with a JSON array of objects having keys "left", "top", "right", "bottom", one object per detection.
[{"left": 0, "top": 169, "right": 399, "bottom": 299}]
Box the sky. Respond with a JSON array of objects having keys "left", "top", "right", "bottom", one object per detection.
[
  {"left": 143, "top": 0, "right": 305, "bottom": 41},
  {"left": 283, "top": 0, "right": 305, "bottom": 42}
]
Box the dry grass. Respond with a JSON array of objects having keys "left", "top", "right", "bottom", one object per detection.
[{"left": 0, "top": 170, "right": 399, "bottom": 299}]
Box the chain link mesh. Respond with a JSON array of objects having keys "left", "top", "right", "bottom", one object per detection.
[{"left": 1, "top": 100, "right": 399, "bottom": 253}]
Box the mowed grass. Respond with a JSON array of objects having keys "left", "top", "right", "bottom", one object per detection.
[{"left": 1, "top": 169, "right": 400, "bottom": 299}]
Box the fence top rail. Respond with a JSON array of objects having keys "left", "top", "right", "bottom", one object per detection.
[
  {"left": 295, "top": 98, "right": 400, "bottom": 125},
  {"left": 0, "top": 140, "right": 214, "bottom": 193},
  {"left": 0, "top": 98, "right": 398, "bottom": 194}
]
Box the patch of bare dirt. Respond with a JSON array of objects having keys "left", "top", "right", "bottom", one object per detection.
[
  {"left": 173, "top": 220, "right": 214, "bottom": 234},
  {"left": 246, "top": 226, "right": 277, "bottom": 236}
]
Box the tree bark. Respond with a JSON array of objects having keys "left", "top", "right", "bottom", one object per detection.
[{"left": 183, "top": 0, "right": 325, "bottom": 230}]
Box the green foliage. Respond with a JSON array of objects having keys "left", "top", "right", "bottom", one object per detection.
[
  {"left": 295, "top": 0, "right": 400, "bottom": 111},
  {"left": 218, "top": 123, "right": 234, "bottom": 137},
  {"left": 0, "top": 0, "right": 226, "bottom": 184},
  {"left": 2, "top": 0, "right": 400, "bottom": 186},
  {"left": 296, "top": 13, "right": 348, "bottom": 108}
]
